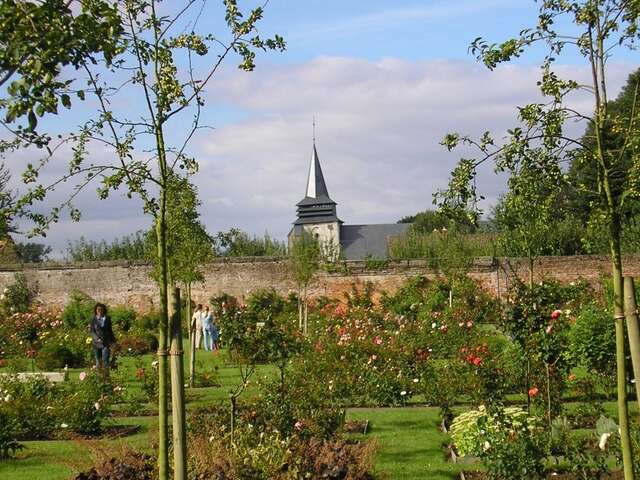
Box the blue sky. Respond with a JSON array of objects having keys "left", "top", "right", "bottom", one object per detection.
[{"left": 6, "top": 0, "right": 638, "bottom": 255}]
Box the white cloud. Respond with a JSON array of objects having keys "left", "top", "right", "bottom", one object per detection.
[
  {"left": 191, "top": 57, "right": 633, "bottom": 240},
  {"left": 6, "top": 56, "right": 635, "bottom": 255}
]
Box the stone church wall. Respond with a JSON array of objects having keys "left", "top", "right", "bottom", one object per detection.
[{"left": 1, "top": 255, "right": 640, "bottom": 311}]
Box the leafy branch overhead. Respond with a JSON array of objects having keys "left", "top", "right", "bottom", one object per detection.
[
  {"left": 0, "top": 0, "right": 122, "bottom": 129},
  {"left": 436, "top": 1, "right": 640, "bottom": 225},
  {"left": 1, "top": 1, "right": 285, "bottom": 237}
]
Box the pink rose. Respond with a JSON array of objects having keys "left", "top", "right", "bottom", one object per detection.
[{"left": 79, "top": 371, "right": 87, "bottom": 381}]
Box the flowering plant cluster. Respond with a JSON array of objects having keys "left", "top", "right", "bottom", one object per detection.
[
  {"left": 282, "top": 278, "right": 500, "bottom": 407},
  {"left": 451, "top": 405, "right": 546, "bottom": 480},
  {"left": 0, "top": 372, "right": 113, "bottom": 440}
]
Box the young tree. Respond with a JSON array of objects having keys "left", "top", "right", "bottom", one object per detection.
[
  {"left": 8, "top": 2, "right": 284, "bottom": 478},
  {"left": 147, "top": 174, "right": 214, "bottom": 388},
  {"left": 492, "top": 150, "right": 568, "bottom": 287},
  {"left": 437, "top": 2, "right": 640, "bottom": 477},
  {"left": 289, "top": 232, "right": 320, "bottom": 334}
]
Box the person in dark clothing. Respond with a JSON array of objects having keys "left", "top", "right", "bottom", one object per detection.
[{"left": 89, "top": 303, "right": 116, "bottom": 375}]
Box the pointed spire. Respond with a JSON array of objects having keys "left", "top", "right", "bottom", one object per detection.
[
  {"left": 294, "top": 137, "right": 340, "bottom": 226},
  {"left": 305, "top": 143, "right": 330, "bottom": 199}
]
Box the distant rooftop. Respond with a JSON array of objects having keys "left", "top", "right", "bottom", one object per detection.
[{"left": 340, "top": 223, "right": 410, "bottom": 260}]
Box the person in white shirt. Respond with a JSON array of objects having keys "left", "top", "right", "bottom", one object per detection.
[{"left": 191, "top": 304, "right": 204, "bottom": 350}]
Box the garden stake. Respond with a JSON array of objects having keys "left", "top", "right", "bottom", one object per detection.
[
  {"left": 169, "top": 287, "right": 187, "bottom": 480},
  {"left": 187, "top": 282, "right": 196, "bottom": 388},
  {"left": 623, "top": 277, "right": 640, "bottom": 413}
]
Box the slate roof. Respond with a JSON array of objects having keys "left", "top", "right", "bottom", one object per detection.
[
  {"left": 294, "top": 144, "right": 341, "bottom": 225},
  {"left": 340, "top": 223, "right": 411, "bottom": 260}
]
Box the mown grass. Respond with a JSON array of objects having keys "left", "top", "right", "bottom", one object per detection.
[
  {"left": 347, "top": 407, "right": 465, "bottom": 480},
  {"left": 1, "top": 347, "right": 467, "bottom": 480},
  {"left": 2, "top": 348, "right": 635, "bottom": 480}
]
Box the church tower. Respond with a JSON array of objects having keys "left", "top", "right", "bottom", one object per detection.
[{"left": 288, "top": 143, "right": 342, "bottom": 258}]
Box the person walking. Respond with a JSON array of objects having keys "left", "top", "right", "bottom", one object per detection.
[
  {"left": 210, "top": 313, "right": 220, "bottom": 353},
  {"left": 191, "top": 304, "right": 204, "bottom": 350},
  {"left": 202, "top": 306, "right": 213, "bottom": 351},
  {"left": 89, "top": 303, "right": 116, "bottom": 377}
]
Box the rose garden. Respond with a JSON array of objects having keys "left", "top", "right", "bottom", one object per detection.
[
  {"left": 0, "top": 268, "right": 638, "bottom": 479},
  {"left": 2, "top": 0, "right": 640, "bottom": 479}
]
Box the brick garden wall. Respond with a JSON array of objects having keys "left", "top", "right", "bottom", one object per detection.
[{"left": 1, "top": 255, "right": 639, "bottom": 311}]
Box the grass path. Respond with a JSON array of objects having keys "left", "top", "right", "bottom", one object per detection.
[
  {"left": 1, "top": 408, "right": 462, "bottom": 480},
  {"left": 0, "top": 350, "right": 464, "bottom": 479},
  {"left": 347, "top": 407, "right": 463, "bottom": 480}
]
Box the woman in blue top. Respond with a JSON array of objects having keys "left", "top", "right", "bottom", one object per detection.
[{"left": 202, "top": 306, "right": 214, "bottom": 351}]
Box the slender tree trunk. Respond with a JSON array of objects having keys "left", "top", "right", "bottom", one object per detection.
[
  {"left": 186, "top": 283, "right": 192, "bottom": 342},
  {"left": 298, "top": 289, "right": 303, "bottom": 331},
  {"left": 230, "top": 395, "right": 236, "bottom": 443},
  {"left": 623, "top": 277, "right": 640, "bottom": 412},
  {"left": 156, "top": 200, "right": 170, "bottom": 480},
  {"left": 187, "top": 282, "right": 196, "bottom": 388},
  {"left": 609, "top": 220, "right": 635, "bottom": 480},
  {"left": 545, "top": 362, "right": 552, "bottom": 429},
  {"left": 169, "top": 287, "right": 187, "bottom": 480},
  {"left": 589, "top": 26, "right": 635, "bottom": 478},
  {"left": 303, "top": 285, "right": 308, "bottom": 335}
]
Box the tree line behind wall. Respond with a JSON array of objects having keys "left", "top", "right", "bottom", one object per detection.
[
  {"left": 392, "top": 67, "right": 640, "bottom": 261},
  {"left": 62, "top": 227, "right": 286, "bottom": 263}
]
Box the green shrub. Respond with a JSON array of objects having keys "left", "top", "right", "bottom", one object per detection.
[
  {"left": 57, "top": 371, "right": 112, "bottom": 436},
  {"left": 450, "top": 406, "right": 545, "bottom": 480},
  {"left": 62, "top": 291, "right": 95, "bottom": 329},
  {"left": 0, "top": 408, "right": 23, "bottom": 459},
  {"left": 0, "top": 373, "right": 112, "bottom": 439},
  {"left": 134, "top": 311, "right": 160, "bottom": 331},
  {"left": 116, "top": 333, "right": 157, "bottom": 356},
  {"left": 109, "top": 306, "right": 136, "bottom": 332},
  {"left": 188, "top": 420, "right": 377, "bottom": 480},
  {"left": 566, "top": 302, "right": 616, "bottom": 378},
  {"left": 0, "top": 376, "right": 58, "bottom": 439},
  {"left": 35, "top": 342, "right": 82, "bottom": 370},
  {"left": 1, "top": 273, "right": 35, "bottom": 315},
  {"left": 246, "top": 288, "right": 286, "bottom": 320}
]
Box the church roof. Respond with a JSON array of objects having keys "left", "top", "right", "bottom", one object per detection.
[
  {"left": 294, "top": 143, "right": 341, "bottom": 225},
  {"left": 340, "top": 223, "right": 411, "bottom": 260},
  {"left": 305, "top": 144, "right": 330, "bottom": 199}
]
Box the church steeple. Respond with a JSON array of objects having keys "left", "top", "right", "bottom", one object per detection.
[
  {"left": 305, "top": 143, "right": 330, "bottom": 199},
  {"left": 293, "top": 142, "right": 341, "bottom": 225}
]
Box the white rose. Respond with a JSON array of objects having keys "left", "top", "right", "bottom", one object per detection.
[{"left": 599, "top": 432, "right": 611, "bottom": 450}]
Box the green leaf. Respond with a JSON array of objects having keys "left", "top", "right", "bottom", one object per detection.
[
  {"left": 27, "top": 111, "right": 37, "bottom": 130},
  {"left": 77, "top": 90, "right": 85, "bottom": 101},
  {"left": 61, "top": 94, "right": 71, "bottom": 109}
]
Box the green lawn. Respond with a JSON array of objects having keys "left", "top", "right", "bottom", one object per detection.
[
  {"left": 347, "top": 407, "right": 464, "bottom": 480},
  {"left": 1, "top": 349, "right": 465, "bottom": 480},
  {"left": 2, "top": 349, "right": 633, "bottom": 480}
]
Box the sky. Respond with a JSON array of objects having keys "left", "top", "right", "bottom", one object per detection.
[{"left": 5, "top": 0, "right": 638, "bottom": 256}]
